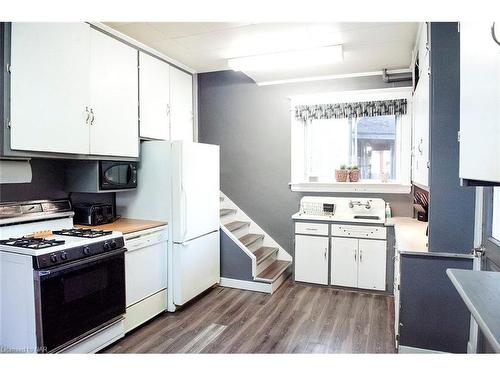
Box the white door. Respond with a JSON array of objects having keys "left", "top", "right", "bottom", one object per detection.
[
  {"left": 294, "top": 235, "right": 328, "bottom": 285},
  {"left": 413, "top": 57, "right": 429, "bottom": 188},
  {"left": 171, "top": 141, "right": 220, "bottom": 242},
  {"left": 331, "top": 237, "right": 358, "bottom": 288},
  {"left": 173, "top": 231, "right": 220, "bottom": 305},
  {"left": 125, "top": 230, "right": 168, "bottom": 306},
  {"left": 357, "top": 239, "right": 387, "bottom": 291},
  {"left": 170, "top": 66, "right": 193, "bottom": 142},
  {"left": 89, "top": 28, "right": 139, "bottom": 157},
  {"left": 10, "top": 23, "right": 91, "bottom": 154},
  {"left": 139, "top": 52, "right": 170, "bottom": 140}
]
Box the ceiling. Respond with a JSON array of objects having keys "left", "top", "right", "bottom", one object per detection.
[{"left": 105, "top": 22, "right": 419, "bottom": 83}]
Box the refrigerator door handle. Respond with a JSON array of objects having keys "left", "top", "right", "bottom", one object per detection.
[{"left": 181, "top": 186, "right": 188, "bottom": 240}]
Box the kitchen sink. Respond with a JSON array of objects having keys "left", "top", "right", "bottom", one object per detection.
[{"left": 353, "top": 215, "right": 381, "bottom": 220}]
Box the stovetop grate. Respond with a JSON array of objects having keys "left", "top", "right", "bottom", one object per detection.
[
  {"left": 52, "top": 228, "right": 113, "bottom": 238},
  {"left": 0, "top": 237, "right": 66, "bottom": 249}
]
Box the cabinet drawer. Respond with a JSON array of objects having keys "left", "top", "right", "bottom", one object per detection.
[
  {"left": 331, "top": 224, "right": 386, "bottom": 239},
  {"left": 295, "top": 222, "right": 328, "bottom": 236}
]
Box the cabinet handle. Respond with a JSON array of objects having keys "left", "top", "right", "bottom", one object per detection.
[
  {"left": 90, "top": 108, "right": 95, "bottom": 125},
  {"left": 354, "top": 250, "right": 357, "bottom": 261},
  {"left": 305, "top": 227, "right": 317, "bottom": 231},
  {"left": 360, "top": 250, "right": 363, "bottom": 262},
  {"left": 85, "top": 106, "right": 90, "bottom": 125},
  {"left": 166, "top": 104, "right": 171, "bottom": 116},
  {"left": 324, "top": 248, "right": 327, "bottom": 259},
  {"left": 418, "top": 139, "right": 423, "bottom": 155}
]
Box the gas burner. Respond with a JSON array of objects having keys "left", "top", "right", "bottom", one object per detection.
[
  {"left": 53, "top": 228, "right": 113, "bottom": 238},
  {"left": 0, "top": 237, "right": 65, "bottom": 249}
]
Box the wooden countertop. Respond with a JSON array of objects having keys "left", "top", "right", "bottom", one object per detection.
[
  {"left": 386, "top": 216, "right": 428, "bottom": 253},
  {"left": 76, "top": 218, "right": 167, "bottom": 235}
]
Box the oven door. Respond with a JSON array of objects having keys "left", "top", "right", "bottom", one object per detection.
[
  {"left": 34, "top": 249, "right": 126, "bottom": 353},
  {"left": 99, "top": 161, "right": 137, "bottom": 190}
]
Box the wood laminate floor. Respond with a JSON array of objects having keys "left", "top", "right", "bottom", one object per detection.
[{"left": 103, "top": 280, "right": 395, "bottom": 354}]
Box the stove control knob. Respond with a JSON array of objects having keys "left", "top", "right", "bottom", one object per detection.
[
  {"left": 60, "top": 252, "right": 68, "bottom": 261},
  {"left": 83, "top": 246, "right": 91, "bottom": 255},
  {"left": 50, "top": 254, "right": 58, "bottom": 263},
  {"left": 103, "top": 242, "right": 111, "bottom": 251},
  {"left": 111, "top": 240, "right": 117, "bottom": 249}
]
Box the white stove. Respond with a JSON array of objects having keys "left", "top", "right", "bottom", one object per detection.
[{"left": 0, "top": 199, "right": 126, "bottom": 354}]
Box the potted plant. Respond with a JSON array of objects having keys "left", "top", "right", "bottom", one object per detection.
[
  {"left": 349, "top": 165, "right": 360, "bottom": 182},
  {"left": 335, "top": 164, "right": 349, "bottom": 182}
]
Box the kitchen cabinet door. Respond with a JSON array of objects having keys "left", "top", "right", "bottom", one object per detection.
[
  {"left": 89, "top": 29, "right": 139, "bottom": 157},
  {"left": 331, "top": 237, "right": 358, "bottom": 288},
  {"left": 294, "top": 235, "right": 328, "bottom": 285},
  {"left": 139, "top": 52, "right": 170, "bottom": 140},
  {"left": 10, "top": 23, "right": 91, "bottom": 154},
  {"left": 459, "top": 22, "right": 500, "bottom": 184},
  {"left": 412, "top": 57, "right": 430, "bottom": 188},
  {"left": 170, "top": 67, "right": 193, "bottom": 142},
  {"left": 357, "top": 239, "right": 386, "bottom": 291}
]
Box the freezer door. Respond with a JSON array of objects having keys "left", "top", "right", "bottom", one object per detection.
[
  {"left": 171, "top": 141, "right": 220, "bottom": 243},
  {"left": 173, "top": 231, "right": 220, "bottom": 306}
]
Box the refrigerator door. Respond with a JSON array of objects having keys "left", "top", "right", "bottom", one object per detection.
[
  {"left": 173, "top": 230, "right": 220, "bottom": 305},
  {"left": 171, "top": 141, "right": 220, "bottom": 243}
]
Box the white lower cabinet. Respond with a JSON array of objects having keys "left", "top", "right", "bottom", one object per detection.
[
  {"left": 331, "top": 237, "right": 358, "bottom": 287},
  {"left": 294, "top": 234, "right": 329, "bottom": 285},
  {"left": 357, "top": 239, "right": 387, "bottom": 290},
  {"left": 330, "top": 237, "right": 387, "bottom": 291}
]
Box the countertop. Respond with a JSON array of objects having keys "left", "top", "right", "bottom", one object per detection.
[
  {"left": 447, "top": 269, "right": 500, "bottom": 353},
  {"left": 386, "top": 216, "right": 428, "bottom": 253},
  {"left": 76, "top": 218, "right": 167, "bottom": 235}
]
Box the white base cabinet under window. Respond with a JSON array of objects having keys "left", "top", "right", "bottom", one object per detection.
[
  {"left": 331, "top": 237, "right": 386, "bottom": 291},
  {"left": 294, "top": 234, "right": 329, "bottom": 285}
]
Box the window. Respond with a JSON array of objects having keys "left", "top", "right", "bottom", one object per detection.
[{"left": 291, "top": 89, "right": 412, "bottom": 193}]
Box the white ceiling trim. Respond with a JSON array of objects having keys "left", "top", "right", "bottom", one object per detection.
[{"left": 257, "top": 68, "right": 412, "bottom": 86}]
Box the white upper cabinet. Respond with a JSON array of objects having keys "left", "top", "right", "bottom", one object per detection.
[
  {"left": 170, "top": 66, "right": 194, "bottom": 142},
  {"left": 88, "top": 29, "right": 139, "bottom": 158},
  {"left": 10, "top": 23, "right": 91, "bottom": 154},
  {"left": 459, "top": 22, "right": 500, "bottom": 184},
  {"left": 139, "top": 52, "right": 170, "bottom": 140},
  {"left": 411, "top": 22, "right": 430, "bottom": 189},
  {"left": 9, "top": 23, "right": 139, "bottom": 158}
]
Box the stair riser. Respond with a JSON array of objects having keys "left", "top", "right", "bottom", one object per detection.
[
  {"left": 229, "top": 226, "right": 250, "bottom": 238},
  {"left": 245, "top": 238, "right": 264, "bottom": 252},
  {"left": 256, "top": 252, "right": 278, "bottom": 275}
]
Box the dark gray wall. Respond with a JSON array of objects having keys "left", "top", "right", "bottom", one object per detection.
[
  {"left": 198, "top": 70, "right": 413, "bottom": 256},
  {"left": 428, "top": 23, "right": 476, "bottom": 253},
  {"left": 0, "top": 159, "right": 114, "bottom": 205}
]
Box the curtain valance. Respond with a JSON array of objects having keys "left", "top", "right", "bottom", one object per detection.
[{"left": 294, "top": 99, "right": 407, "bottom": 122}]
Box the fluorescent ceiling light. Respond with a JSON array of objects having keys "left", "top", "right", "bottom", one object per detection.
[{"left": 227, "top": 45, "right": 343, "bottom": 72}]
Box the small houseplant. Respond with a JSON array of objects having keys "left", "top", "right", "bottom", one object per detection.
[
  {"left": 349, "top": 165, "right": 360, "bottom": 182},
  {"left": 335, "top": 164, "right": 349, "bottom": 182}
]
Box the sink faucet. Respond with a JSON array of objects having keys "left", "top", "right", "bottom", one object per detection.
[{"left": 349, "top": 200, "right": 371, "bottom": 210}]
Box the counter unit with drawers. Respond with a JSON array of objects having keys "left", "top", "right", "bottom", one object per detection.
[{"left": 292, "top": 197, "right": 389, "bottom": 292}]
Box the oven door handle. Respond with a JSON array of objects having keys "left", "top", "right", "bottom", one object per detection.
[{"left": 36, "top": 248, "right": 125, "bottom": 280}]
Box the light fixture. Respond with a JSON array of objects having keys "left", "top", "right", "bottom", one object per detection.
[{"left": 227, "top": 45, "right": 343, "bottom": 72}]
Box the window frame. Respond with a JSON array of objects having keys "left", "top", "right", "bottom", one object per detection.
[{"left": 290, "top": 88, "right": 413, "bottom": 194}]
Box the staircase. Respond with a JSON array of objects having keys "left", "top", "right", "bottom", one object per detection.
[{"left": 219, "top": 192, "right": 292, "bottom": 294}]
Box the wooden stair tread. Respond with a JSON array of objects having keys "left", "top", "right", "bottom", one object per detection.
[
  {"left": 220, "top": 208, "right": 236, "bottom": 217},
  {"left": 255, "top": 260, "right": 291, "bottom": 282},
  {"left": 239, "top": 233, "right": 264, "bottom": 247},
  {"left": 253, "top": 246, "right": 278, "bottom": 264},
  {"left": 225, "top": 221, "right": 250, "bottom": 232}
]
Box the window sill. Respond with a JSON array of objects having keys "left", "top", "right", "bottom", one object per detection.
[{"left": 289, "top": 181, "right": 412, "bottom": 194}]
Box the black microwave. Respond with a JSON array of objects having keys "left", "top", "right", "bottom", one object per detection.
[{"left": 99, "top": 161, "right": 138, "bottom": 190}]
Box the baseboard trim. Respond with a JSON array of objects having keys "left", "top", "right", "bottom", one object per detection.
[
  {"left": 398, "top": 345, "right": 448, "bottom": 354},
  {"left": 219, "top": 277, "right": 272, "bottom": 294}
]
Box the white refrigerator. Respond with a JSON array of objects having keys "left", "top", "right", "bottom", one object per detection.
[{"left": 116, "top": 140, "right": 220, "bottom": 309}]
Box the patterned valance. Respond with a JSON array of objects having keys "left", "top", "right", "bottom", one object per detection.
[{"left": 294, "top": 99, "right": 408, "bottom": 122}]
